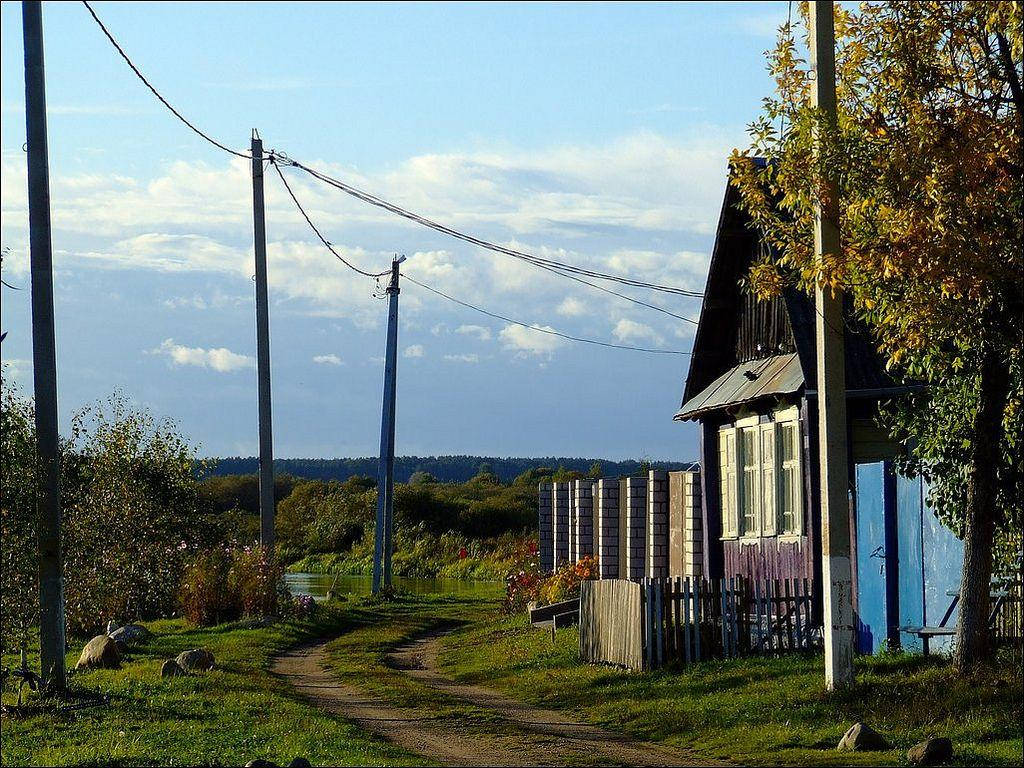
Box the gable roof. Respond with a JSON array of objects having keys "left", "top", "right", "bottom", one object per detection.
[{"left": 675, "top": 163, "right": 897, "bottom": 422}]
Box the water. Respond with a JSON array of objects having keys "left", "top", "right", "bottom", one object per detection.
[{"left": 285, "top": 572, "right": 500, "bottom": 600}]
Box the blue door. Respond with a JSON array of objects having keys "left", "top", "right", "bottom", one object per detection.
[
  {"left": 896, "top": 473, "right": 925, "bottom": 652},
  {"left": 855, "top": 462, "right": 888, "bottom": 653}
]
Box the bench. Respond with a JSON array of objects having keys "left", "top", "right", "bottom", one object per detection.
[{"left": 899, "top": 589, "right": 1011, "bottom": 655}]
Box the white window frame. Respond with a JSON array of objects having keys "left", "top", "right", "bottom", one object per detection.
[
  {"left": 718, "top": 425, "right": 739, "bottom": 539},
  {"left": 774, "top": 407, "right": 804, "bottom": 537}
]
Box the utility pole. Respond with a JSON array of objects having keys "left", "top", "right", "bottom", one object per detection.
[
  {"left": 23, "top": 0, "right": 66, "bottom": 693},
  {"left": 372, "top": 256, "right": 404, "bottom": 594},
  {"left": 810, "top": 0, "right": 855, "bottom": 690},
  {"left": 251, "top": 131, "right": 275, "bottom": 551}
]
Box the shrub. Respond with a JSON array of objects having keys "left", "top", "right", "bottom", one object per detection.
[
  {"left": 537, "top": 555, "right": 598, "bottom": 606},
  {"left": 0, "top": 382, "right": 38, "bottom": 654},
  {"left": 180, "top": 544, "right": 286, "bottom": 626},
  {"left": 229, "top": 545, "right": 285, "bottom": 618},
  {"left": 179, "top": 547, "right": 235, "bottom": 625},
  {"left": 503, "top": 538, "right": 541, "bottom": 614}
]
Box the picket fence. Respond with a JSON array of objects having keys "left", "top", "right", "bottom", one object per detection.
[{"left": 581, "top": 576, "right": 821, "bottom": 671}]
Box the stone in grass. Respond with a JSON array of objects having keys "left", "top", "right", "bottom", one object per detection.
[
  {"left": 244, "top": 761, "right": 277, "bottom": 768},
  {"left": 907, "top": 738, "right": 953, "bottom": 766},
  {"left": 109, "top": 624, "right": 152, "bottom": 648},
  {"left": 175, "top": 648, "right": 215, "bottom": 672},
  {"left": 160, "top": 659, "right": 186, "bottom": 678},
  {"left": 75, "top": 635, "right": 122, "bottom": 670},
  {"left": 289, "top": 759, "right": 312, "bottom": 768},
  {"left": 837, "top": 722, "right": 891, "bottom": 752}
]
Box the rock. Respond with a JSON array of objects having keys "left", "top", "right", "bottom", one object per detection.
[
  {"left": 288, "top": 759, "right": 312, "bottom": 768},
  {"left": 837, "top": 722, "right": 891, "bottom": 752},
  {"left": 175, "top": 648, "right": 215, "bottom": 672},
  {"left": 106, "top": 619, "right": 120, "bottom": 634},
  {"left": 244, "top": 760, "right": 277, "bottom": 768},
  {"left": 907, "top": 738, "right": 953, "bottom": 765},
  {"left": 75, "top": 635, "right": 122, "bottom": 670},
  {"left": 160, "top": 658, "right": 186, "bottom": 678},
  {"left": 109, "top": 623, "right": 152, "bottom": 647}
]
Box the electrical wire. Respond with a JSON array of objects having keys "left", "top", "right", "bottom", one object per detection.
[
  {"left": 81, "top": 1, "right": 250, "bottom": 159},
  {"left": 270, "top": 159, "right": 392, "bottom": 278},
  {"left": 273, "top": 154, "right": 702, "bottom": 297},
  {"left": 82, "top": 0, "right": 705, "bottom": 316},
  {"left": 272, "top": 156, "right": 700, "bottom": 325},
  {"left": 270, "top": 162, "right": 694, "bottom": 354},
  {"left": 401, "top": 274, "right": 691, "bottom": 356}
]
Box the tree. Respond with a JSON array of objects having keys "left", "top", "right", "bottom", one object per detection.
[
  {"left": 732, "top": 1, "right": 1022, "bottom": 670},
  {"left": 587, "top": 461, "right": 603, "bottom": 479}
]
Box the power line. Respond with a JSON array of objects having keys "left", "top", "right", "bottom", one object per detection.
[
  {"left": 270, "top": 159, "right": 392, "bottom": 278},
  {"left": 82, "top": 0, "right": 703, "bottom": 325},
  {"left": 269, "top": 161, "right": 695, "bottom": 353},
  {"left": 401, "top": 273, "right": 691, "bottom": 356},
  {"left": 273, "top": 157, "right": 700, "bottom": 325},
  {"left": 273, "top": 154, "right": 702, "bottom": 297},
  {"left": 81, "top": 1, "right": 250, "bottom": 159}
]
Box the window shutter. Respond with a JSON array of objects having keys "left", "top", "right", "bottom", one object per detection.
[
  {"left": 718, "top": 427, "right": 739, "bottom": 539},
  {"left": 761, "top": 422, "right": 777, "bottom": 536},
  {"left": 792, "top": 420, "right": 804, "bottom": 535}
]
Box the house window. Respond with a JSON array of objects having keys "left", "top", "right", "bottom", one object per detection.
[
  {"left": 740, "top": 427, "right": 759, "bottom": 536},
  {"left": 719, "top": 428, "right": 738, "bottom": 538},
  {"left": 719, "top": 412, "right": 803, "bottom": 540},
  {"left": 778, "top": 420, "right": 803, "bottom": 535}
]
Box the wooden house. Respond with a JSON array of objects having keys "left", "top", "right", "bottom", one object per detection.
[{"left": 674, "top": 164, "right": 962, "bottom": 653}]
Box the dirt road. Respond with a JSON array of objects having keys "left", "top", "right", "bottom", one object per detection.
[{"left": 273, "top": 628, "right": 716, "bottom": 767}]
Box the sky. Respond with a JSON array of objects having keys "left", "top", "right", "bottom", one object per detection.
[{"left": 1, "top": 1, "right": 789, "bottom": 461}]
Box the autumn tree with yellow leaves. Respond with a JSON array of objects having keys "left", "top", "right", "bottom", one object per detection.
[{"left": 732, "top": 1, "right": 1022, "bottom": 671}]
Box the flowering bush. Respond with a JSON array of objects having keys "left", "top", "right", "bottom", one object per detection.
[
  {"left": 537, "top": 555, "right": 598, "bottom": 607},
  {"left": 179, "top": 544, "right": 286, "bottom": 626},
  {"left": 503, "top": 538, "right": 541, "bottom": 614},
  {"left": 288, "top": 594, "right": 318, "bottom": 619}
]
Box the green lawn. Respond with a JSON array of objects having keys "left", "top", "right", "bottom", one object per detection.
[
  {"left": 0, "top": 610, "right": 424, "bottom": 767},
  {"left": 3, "top": 591, "right": 1021, "bottom": 767},
  {"left": 439, "top": 611, "right": 1024, "bottom": 767}
]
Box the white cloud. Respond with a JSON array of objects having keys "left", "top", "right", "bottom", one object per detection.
[
  {"left": 403, "top": 344, "right": 425, "bottom": 358},
  {"left": 444, "top": 353, "right": 480, "bottom": 363},
  {"left": 612, "top": 319, "right": 664, "bottom": 346},
  {"left": 499, "top": 324, "right": 566, "bottom": 356},
  {"left": 455, "top": 324, "right": 492, "bottom": 341},
  {"left": 556, "top": 297, "right": 587, "bottom": 317},
  {"left": 151, "top": 339, "right": 253, "bottom": 372},
  {"left": 312, "top": 354, "right": 343, "bottom": 366}
]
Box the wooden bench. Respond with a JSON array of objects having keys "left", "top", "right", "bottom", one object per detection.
[{"left": 900, "top": 588, "right": 1011, "bottom": 655}]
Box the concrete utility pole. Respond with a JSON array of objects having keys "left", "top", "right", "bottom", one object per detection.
[
  {"left": 23, "top": 0, "right": 66, "bottom": 692},
  {"left": 810, "top": 0, "right": 855, "bottom": 689},
  {"left": 251, "top": 131, "right": 275, "bottom": 550},
  {"left": 372, "top": 256, "right": 404, "bottom": 594}
]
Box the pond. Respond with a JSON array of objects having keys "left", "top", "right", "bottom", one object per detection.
[{"left": 285, "top": 572, "right": 501, "bottom": 600}]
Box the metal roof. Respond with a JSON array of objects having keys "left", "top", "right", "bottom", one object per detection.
[{"left": 674, "top": 353, "right": 803, "bottom": 421}]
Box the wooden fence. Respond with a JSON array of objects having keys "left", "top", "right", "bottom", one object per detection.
[{"left": 581, "top": 576, "right": 820, "bottom": 671}]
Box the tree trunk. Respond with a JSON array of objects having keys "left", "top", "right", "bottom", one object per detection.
[{"left": 953, "top": 347, "right": 1011, "bottom": 672}]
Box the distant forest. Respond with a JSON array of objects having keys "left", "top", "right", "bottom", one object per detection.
[{"left": 204, "top": 456, "right": 697, "bottom": 484}]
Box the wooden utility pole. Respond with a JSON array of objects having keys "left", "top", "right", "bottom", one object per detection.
[
  {"left": 810, "top": 0, "right": 855, "bottom": 689},
  {"left": 251, "top": 131, "right": 275, "bottom": 550},
  {"left": 23, "top": 0, "right": 66, "bottom": 692},
  {"left": 372, "top": 257, "right": 403, "bottom": 594}
]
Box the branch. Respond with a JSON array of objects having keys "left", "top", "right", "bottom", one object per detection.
[{"left": 995, "top": 33, "right": 1024, "bottom": 133}]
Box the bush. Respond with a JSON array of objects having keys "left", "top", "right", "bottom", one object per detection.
[
  {"left": 179, "top": 544, "right": 286, "bottom": 626},
  {"left": 179, "top": 547, "right": 234, "bottom": 626},
  {"left": 0, "top": 382, "right": 39, "bottom": 654},
  {"left": 537, "top": 555, "right": 598, "bottom": 606},
  {"left": 503, "top": 538, "right": 541, "bottom": 614}
]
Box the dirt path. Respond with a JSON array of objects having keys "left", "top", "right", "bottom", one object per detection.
[{"left": 273, "top": 629, "right": 716, "bottom": 767}]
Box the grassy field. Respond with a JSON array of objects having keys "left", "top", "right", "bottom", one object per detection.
[
  {"left": 3, "top": 590, "right": 1021, "bottom": 767},
  {"left": 0, "top": 611, "right": 424, "bottom": 767},
  {"left": 439, "top": 610, "right": 1024, "bottom": 767}
]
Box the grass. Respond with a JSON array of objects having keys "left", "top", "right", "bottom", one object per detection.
[
  {"left": 438, "top": 611, "right": 1024, "bottom": 767},
  {"left": 4, "top": 589, "right": 1020, "bottom": 767},
  {"left": 0, "top": 610, "right": 425, "bottom": 767}
]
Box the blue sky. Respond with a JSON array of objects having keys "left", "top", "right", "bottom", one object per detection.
[{"left": 1, "top": 1, "right": 788, "bottom": 460}]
